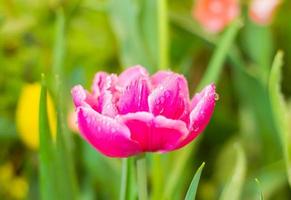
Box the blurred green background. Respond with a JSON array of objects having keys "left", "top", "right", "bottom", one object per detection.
[{"left": 1, "top": 0, "right": 291, "bottom": 199}]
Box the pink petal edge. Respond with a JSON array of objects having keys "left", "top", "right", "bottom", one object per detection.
[
  {"left": 177, "top": 84, "right": 216, "bottom": 148},
  {"left": 118, "top": 112, "right": 188, "bottom": 152},
  {"left": 77, "top": 106, "right": 141, "bottom": 157},
  {"left": 118, "top": 65, "right": 149, "bottom": 87}
]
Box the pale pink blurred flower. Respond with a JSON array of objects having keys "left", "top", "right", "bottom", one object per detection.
[
  {"left": 193, "top": 0, "right": 240, "bottom": 33},
  {"left": 249, "top": 0, "right": 281, "bottom": 25},
  {"left": 71, "top": 66, "right": 217, "bottom": 157},
  {"left": 67, "top": 109, "right": 79, "bottom": 133}
]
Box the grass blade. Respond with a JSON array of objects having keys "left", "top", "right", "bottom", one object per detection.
[
  {"left": 269, "top": 51, "right": 291, "bottom": 186},
  {"left": 255, "top": 178, "right": 264, "bottom": 200},
  {"left": 39, "top": 74, "right": 58, "bottom": 200},
  {"left": 219, "top": 143, "right": 246, "bottom": 200},
  {"left": 51, "top": 8, "right": 79, "bottom": 199},
  {"left": 184, "top": 162, "right": 205, "bottom": 200}
]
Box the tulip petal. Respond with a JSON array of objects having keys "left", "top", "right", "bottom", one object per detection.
[
  {"left": 77, "top": 106, "right": 141, "bottom": 157},
  {"left": 92, "top": 72, "right": 108, "bottom": 96},
  {"left": 148, "top": 74, "right": 190, "bottom": 120},
  {"left": 118, "top": 65, "right": 149, "bottom": 87},
  {"left": 71, "top": 85, "right": 100, "bottom": 112},
  {"left": 118, "top": 77, "right": 151, "bottom": 114},
  {"left": 151, "top": 70, "right": 173, "bottom": 88},
  {"left": 99, "top": 91, "right": 118, "bottom": 117},
  {"left": 119, "top": 112, "right": 188, "bottom": 152},
  {"left": 178, "top": 84, "right": 216, "bottom": 148}
]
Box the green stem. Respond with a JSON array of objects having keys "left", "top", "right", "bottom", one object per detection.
[
  {"left": 120, "top": 159, "right": 128, "bottom": 200},
  {"left": 136, "top": 154, "right": 148, "bottom": 200}
]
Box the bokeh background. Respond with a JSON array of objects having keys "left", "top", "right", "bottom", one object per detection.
[{"left": 1, "top": 0, "right": 291, "bottom": 199}]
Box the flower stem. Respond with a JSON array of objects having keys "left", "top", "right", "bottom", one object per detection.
[
  {"left": 120, "top": 158, "right": 128, "bottom": 200},
  {"left": 136, "top": 154, "right": 148, "bottom": 200}
]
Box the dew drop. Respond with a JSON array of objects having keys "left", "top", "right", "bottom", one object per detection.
[
  {"left": 97, "top": 126, "right": 101, "bottom": 132},
  {"left": 111, "top": 128, "right": 116, "bottom": 133},
  {"left": 214, "top": 92, "right": 219, "bottom": 101}
]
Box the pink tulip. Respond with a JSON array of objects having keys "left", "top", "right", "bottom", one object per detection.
[
  {"left": 193, "top": 0, "right": 240, "bottom": 33},
  {"left": 249, "top": 0, "right": 281, "bottom": 25},
  {"left": 71, "top": 66, "right": 217, "bottom": 157}
]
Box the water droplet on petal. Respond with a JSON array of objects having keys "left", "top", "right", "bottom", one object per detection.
[{"left": 214, "top": 92, "right": 219, "bottom": 101}]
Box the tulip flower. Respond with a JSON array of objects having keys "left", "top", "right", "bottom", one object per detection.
[
  {"left": 16, "top": 83, "right": 56, "bottom": 150},
  {"left": 193, "top": 0, "right": 240, "bottom": 33},
  {"left": 249, "top": 0, "right": 281, "bottom": 25},
  {"left": 71, "top": 66, "right": 217, "bottom": 157}
]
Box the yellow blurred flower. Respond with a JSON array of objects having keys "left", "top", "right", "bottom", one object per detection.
[
  {"left": 9, "top": 177, "right": 29, "bottom": 200},
  {"left": 0, "top": 162, "right": 28, "bottom": 200},
  {"left": 0, "top": 162, "right": 13, "bottom": 185},
  {"left": 16, "top": 83, "right": 57, "bottom": 150}
]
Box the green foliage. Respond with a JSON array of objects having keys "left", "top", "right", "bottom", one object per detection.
[
  {"left": 39, "top": 75, "right": 59, "bottom": 200},
  {"left": 269, "top": 51, "right": 291, "bottom": 186},
  {"left": 1, "top": 0, "right": 291, "bottom": 199},
  {"left": 184, "top": 162, "right": 205, "bottom": 200},
  {"left": 218, "top": 143, "right": 246, "bottom": 200}
]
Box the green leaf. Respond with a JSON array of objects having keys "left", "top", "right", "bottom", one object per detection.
[
  {"left": 219, "top": 143, "right": 246, "bottom": 200},
  {"left": 255, "top": 178, "right": 264, "bottom": 200},
  {"left": 51, "top": 9, "right": 79, "bottom": 200},
  {"left": 184, "top": 162, "right": 205, "bottom": 200},
  {"left": 54, "top": 108, "right": 79, "bottom": 200},
  {"left": 39, "top": 74, "right": 58, "bottom": 200},
  {"left": 162, "top": 144, "right": 198, "bottom": 200},
  {"left": 243, "top": 160, "right": 286, "bottom": 199},
  {"left": 269, "top": 51, "right": 291, "bottom": 186}
]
